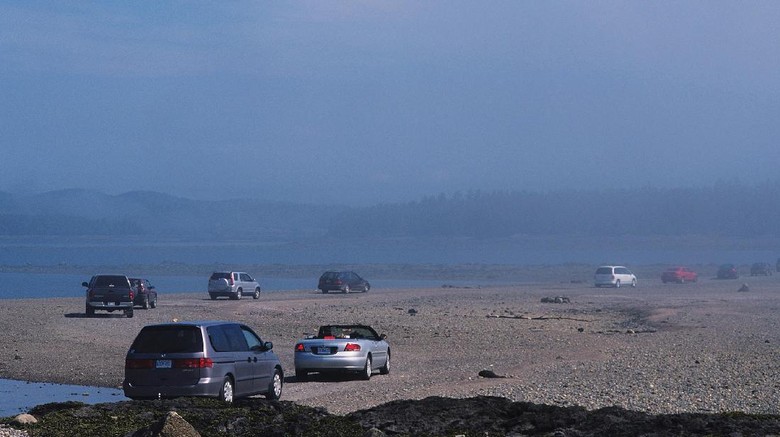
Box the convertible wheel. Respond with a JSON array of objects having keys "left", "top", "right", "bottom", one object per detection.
[
  {"left": 615, "top": 280, "right": 621, "bottom": 288},
  {"left": 219, "top": 377, "right": 234, "bottom": 403},
  {"left": 266, "top": 369, "right": 283, "bottom": 400},
  {"left": 379, "top": 352, "right": 390, "bottom": 375},
  {"left": 361, "top": 356, "right": 372, "bottom": 380}
]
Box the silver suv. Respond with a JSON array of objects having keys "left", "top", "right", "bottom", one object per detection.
[{"left": 208, "top": 272, "right": 261, "bottom": 300}]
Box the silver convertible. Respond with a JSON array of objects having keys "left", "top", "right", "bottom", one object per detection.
[{"left": 294, "top": 324, "right": 390, "bottom": 380}]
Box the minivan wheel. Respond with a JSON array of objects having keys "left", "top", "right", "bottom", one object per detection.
[
  {"left": 219, "top": 377, "right": 234, "bottom": 403},
  {"left": 253, "top": 288, "right": 260, "bottom": 299},
  {"left": 266, "top": 369, "right": 283, "bottom": 400},
  {"left": 615, "top": 280, "right": 621, "bottom": 288},
  {"left": 361, "top": 355, "right": 372, "bottom": 380}
]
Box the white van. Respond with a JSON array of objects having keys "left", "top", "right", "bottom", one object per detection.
[{"left": 594, "top": 265, "right": 637, "bottom": 288}]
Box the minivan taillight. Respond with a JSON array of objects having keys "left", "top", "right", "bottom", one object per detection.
[
  {"left": 125, "top": 359, "right": 154, "bottom": 369},
  {"left": 174, "top": 358, "right": 213, "bottom": 368}
]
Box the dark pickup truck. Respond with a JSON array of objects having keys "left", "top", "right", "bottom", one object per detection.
[{"left": 83, "top": 275, "right": 135, "bottom": 318}]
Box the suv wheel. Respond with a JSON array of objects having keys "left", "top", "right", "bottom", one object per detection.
[
  {"left": 233, "top": 289, "right": 242, "bottom": 300},
  {"left": 253, "top": 288, "right": 260, "bottom": 299}
]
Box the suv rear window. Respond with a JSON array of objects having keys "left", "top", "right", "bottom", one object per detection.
[
  {"left": 130, "top": 326, "right": 203, "bottom": 353},
  {"left": 210, "top": 272, "right": 231, "bottom": 280},
  {"left": 595, "top": 267, "right": 613, "bottom": 274}
]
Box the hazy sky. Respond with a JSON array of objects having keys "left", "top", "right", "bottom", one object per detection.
[{"left": 2, "top": 1, "right": 779, "bottom": 205}]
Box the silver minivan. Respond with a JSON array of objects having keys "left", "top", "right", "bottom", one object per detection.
[
  {"left": 123, "top": 321, "right": 283, "bottom": 402},
  {"left": 594, "top": 265, "right": 637, "bottom": 288}
]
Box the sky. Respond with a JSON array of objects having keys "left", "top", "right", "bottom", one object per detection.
[{"left": 1, "top": 1, "right": 780, "bottom": 205}]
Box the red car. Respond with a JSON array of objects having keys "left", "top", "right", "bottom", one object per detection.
[{"left": 661, "top": 267, "right": 698, "bottom": 284}]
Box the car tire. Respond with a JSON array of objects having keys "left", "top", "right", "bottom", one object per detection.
[
  {"left": 86, "top": 304, "right": 94, "bottom": 316},
  {"left": 253, "top": 288, "right": 261, "bottom": 299},
  {"left": 210, "top": 294, "right": 217, "bottom": 300},
  {"left": 322, "top": 289, "right": 328, "bottom": 294},
  {"left": 679, "top": 278, "right": 685, "bottom": 284},
  {"left": 379, "top": 351, "right": 390, "bottom": 375},
  {"left": 219, "top": 376, "right": 234, "bottom": 403},
  {"left": 631, "top": 278, "right": 637, "bottom": 288},
  {"left": 361, "top": 355, "right": 372, "bottom": 380},
  {"left": 343, "top": 285, "right": 350, "bottom": 294},
  {"left": 296, "top": 369, "right": 308, "bottom": 381},
  {"left": 615, "top": 280, "right": 621, "bottom": 288},
  {"left": 266, "top": 369, "right": 283, "bottom": 400},
  {"left": 142, "top": 296, "right": 150, "bottom": 309},
  {"left": 363, "top": 283, "right": 370, "bottom": 293},
  {"left": 150, "top": 297, "right": 157, "bottom": 308},
  {"left": 234, "top": 289, "right": 242, "bottom": 300},
  {"left": 126, "top": 309, "right": 134, "bottom": 318}
]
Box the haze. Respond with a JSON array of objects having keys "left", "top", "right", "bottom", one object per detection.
[{"left": 2, "top": 2, "right": 779, "bottom": 206}]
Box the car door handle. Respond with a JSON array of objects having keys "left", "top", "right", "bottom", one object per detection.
[{"left": 247, "top": 357, "right": 257, "bottom": 363}]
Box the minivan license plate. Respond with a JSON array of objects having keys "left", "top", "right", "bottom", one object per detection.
[{"left": 156, "top": 360, "right": 172, "bottom": 368}]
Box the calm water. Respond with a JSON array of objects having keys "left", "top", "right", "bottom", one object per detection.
[{"left": 0, "top": 379, "right": 126, "bottom": 417}]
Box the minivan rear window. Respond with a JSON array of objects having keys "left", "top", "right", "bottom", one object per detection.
[
  {"left": 595, "top": 267, "right": 612, "bottom": 274},
  {"left": 130, "top": 326, "right": 203, "bottom": 353}
]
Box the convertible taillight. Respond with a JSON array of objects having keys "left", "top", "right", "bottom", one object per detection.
[
  {"left": 344, "top": 343, "right": 361, "bottom": 352},
  {"left": 295, "top": 343, "right": 305, "bottom": 352}
]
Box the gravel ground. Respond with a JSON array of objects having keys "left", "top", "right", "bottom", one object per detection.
[{"left": 1, "top": 273, "right": 779, "bottom": 418}]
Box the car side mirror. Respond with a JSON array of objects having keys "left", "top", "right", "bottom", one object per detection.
[
  {"left": 380, "top": 334, "right": 387, "bottom": 340},
  {"left": 264, "top": 341, "right": 273, "bottom": 351},
  {"left": 81, "top": 282, "right": 88, "bottom": 287},
  {"left": 149, "top": 286, "right": 155, "bottom": 290}
]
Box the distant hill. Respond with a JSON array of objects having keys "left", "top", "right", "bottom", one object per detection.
[
  {"left": 1, "top": 182, "right": 779, "bottom": 239},
  {"left": 0, "top": 189, "right": 331, "bottom": 239}
]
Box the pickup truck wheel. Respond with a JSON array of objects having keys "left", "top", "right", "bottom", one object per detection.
[
  {"left": 266, "top": 369, "right": 283, "bottom": 400},
  {"left": 219, "top": 377, "right": 234, "bottom": 403},
  {"left": 361, "top": 356, "right": 372, "bottom": 380},
  {"left": 86, "top": 304, "right": 94, "bottom": 316},
  {"left": 142, "top": 296, "right": 150, "bottom": 309},
  {"left": 253, "top": 288, "right": 260, "bottom": 299},
  {"left": 150, "top": 297, "right": 157, "bottom": 308},
  {"left": 126, "top": 309, "right": 134, "bottom": 318}
]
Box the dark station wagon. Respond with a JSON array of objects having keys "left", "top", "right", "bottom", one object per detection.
[{"left": 318, "top": 271, "right": 371, "bottom": 294}]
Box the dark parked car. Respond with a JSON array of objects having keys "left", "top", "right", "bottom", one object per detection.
[
  {"left": 130, "top": 278, "right": 158, "bottom": 309},
  {"left": 750, "top": 263, "right": 773, "bottom": 276},
  {"left": 661, "top": 267, "right": 698, "bottom": 284},
  {"left": 318, "top": 271, "right": 371, "bottom": 294},
  {"left": 123, "top": 321, "right": 283, "bottom": 403},
  {"left": 716, "top": 264, "right": 739, "bottom": 279},
  {"left": 83, "top": 274, "right": 134, "bottom": 318}
]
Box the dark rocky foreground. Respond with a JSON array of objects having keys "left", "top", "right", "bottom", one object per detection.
[{"left": 4, "top": 396, "right": 780, "bottom": 437}]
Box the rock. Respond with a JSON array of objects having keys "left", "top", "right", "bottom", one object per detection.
[
  {"left": 478, "top": 370, "right": 505, "bottom": 378},
  {"left": 130, "top": 411, "right": 201, "bottom": 437},
  {"left": 541, "top": 296, "right": 570, "bottom": 304},
  {"left": 408, "top": 309, "right": 418, "bottom": 315},
  {"left": 12, "top": 413, "right": 37, "bottom": 425},
  {"left": 738, "top": 283, "right": 750, "bottom": 292}
]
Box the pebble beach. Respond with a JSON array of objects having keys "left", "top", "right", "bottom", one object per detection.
[{"left": 1, "top": 271, "right": 779, "bottom": 421}]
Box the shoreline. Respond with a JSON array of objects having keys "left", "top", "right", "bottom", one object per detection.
[{"left": 1, "top": 275, "right": 779, "bottom": 416}]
